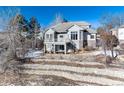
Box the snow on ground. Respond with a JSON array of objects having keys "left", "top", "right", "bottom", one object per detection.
[
  {"left": 90, "top": 50, "right": 119, "bottom": 57},
  {"left": 25, "top": 49, "right": 44, "bottom": 58}
]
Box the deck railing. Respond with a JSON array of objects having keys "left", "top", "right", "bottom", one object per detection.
[
  {"left": 45, "top": 38, "right": 71, "bottom": 43},
  {"left": 54, "top": 38, "right": 71, "bottom": 43}
]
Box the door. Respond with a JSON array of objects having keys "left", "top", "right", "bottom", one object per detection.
[{"left": 83, "top": 31, "right": 88, "bottom": 47}]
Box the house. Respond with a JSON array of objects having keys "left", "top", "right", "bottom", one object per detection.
[
  {"left": 110, "top": 25, "right": 124, "bottom": 45},
  {"left": 109, "top": 25, "right": 124, "bottom": 49},
  {"left": 37, "top": 31, "right": 43, "bottom": 40},
  {"left": 110, "top": 28, "right": 118, "bottom": 37},
  {"left": 118, "top": 25, "right": 124, "bottom": 44},
  {"left": 44, "top": 21, "right": 97, "bottom": 54}
]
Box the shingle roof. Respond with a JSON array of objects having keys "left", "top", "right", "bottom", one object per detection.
[
  {"left": 50, "top": 21, "right": 91, "bottom": 32},
  {"left": 87, "top": 28, "right": 97, "bottom": 34}
]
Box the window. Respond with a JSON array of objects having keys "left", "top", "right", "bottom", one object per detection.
[
  {"left": 71, "top": 32, "right": 78, "bottom": 40},
  {"left": 60, "top": 35, "right": 63, "bottom": 38},
  {"left": 46, "top": 34, "right": 49, "bottom": 39},
  {"left": 59, "top": 45, "right": 64, "bottom": 50},
  {"left": 50, "top": 34, "right": 53, "bottom": 40},
  {"left": 90, "top": 34, "right": 94, "bottom": 39},
  {"left": 46, "top": 34, "right": 53, "bottom": 42}
]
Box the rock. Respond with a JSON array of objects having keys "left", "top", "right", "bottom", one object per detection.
[
  {"left": 106, "top": 56, "right": 112, "bottom": 64},
  {"left": 67, "top": 49, "right": 74, "bottom": 53}
]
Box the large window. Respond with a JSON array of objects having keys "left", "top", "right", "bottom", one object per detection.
[
  {"left": 46, "top": 34, "right": 53, "bottom": 42},
  {"left": 71, "top": 32, "right": 78, "bottom": 40}
]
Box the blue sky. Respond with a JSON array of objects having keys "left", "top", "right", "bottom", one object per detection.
[{"left": 2, "top": 6, "right": 124, "bottom": 28}]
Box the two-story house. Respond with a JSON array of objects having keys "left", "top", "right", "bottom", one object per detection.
[{"left": 44, "top": 21, "right": 97, "bottom": 54}]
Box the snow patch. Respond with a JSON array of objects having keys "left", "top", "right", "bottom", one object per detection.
[{"left": 25, "top": 50, "right": 44, "bottom": 58}]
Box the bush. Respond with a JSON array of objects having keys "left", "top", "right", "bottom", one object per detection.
[
  {"left": 95, "top": 54, "right": 112, "bottom": 66},
  {"left": 106, "top": 56, "right": 112, "bottom": 64}
]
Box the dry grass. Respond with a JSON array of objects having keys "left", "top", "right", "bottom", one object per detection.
[
  {"left": 0, "top": 67, "right": 98, "bottom": 86},
  {"left": 19, "top": 74, "right": 101, "bottom": 86},
  {"left": 21, "top": 67, "right": 124, "bottom": 83},
  {"left": 0, "top": 71, "right": 21, "bottom": 85},
  {"left": 26, "top": 61, "right": 105, "bottom": 69}
]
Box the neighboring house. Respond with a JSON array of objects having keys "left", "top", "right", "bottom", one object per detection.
[
  {"left": 110, "top": 28, "right": 118, "bottom": 37},
  {"left": 118, "top": 25, "right": 124, "bottom": 44},
  {"left": 110, "top": 25, "right": 124, "bottom": 46},
  {"left": 21, "top": 31, "right": 43, "bottom": 39},
  {"left": 37, "top": 31, "right": 44, "bottom": 40},
  {"left": 44, "top": 21, "right": 97, "bottom": 54}
]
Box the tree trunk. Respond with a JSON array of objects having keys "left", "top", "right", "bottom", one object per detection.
[{"left": 111, "top": 48, "right": 114, "bottom": 59}]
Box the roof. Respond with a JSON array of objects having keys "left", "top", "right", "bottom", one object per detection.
[
  {"left": 87, "top": 28, "right": 97, "bottom": 34},
  {"left": 109, "top": 28, "right": 118, "bottom": 32},
  {"left": 110, "top": 28, "right": 118, "bottom": 31},
  {"left": 47, "top": 21, "right": 91, "bottom": 33}
]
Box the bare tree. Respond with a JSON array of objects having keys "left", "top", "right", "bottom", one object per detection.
[
  {"left": 0, "top": 7, "right": 24, "bottom": 72},
  {"left": 99, "top": 13, "right": 124, "bottom": 31},
  {"left": 48, "top": 13, "right": 68, "bottom": 27},
  {"left": 98, "top": 26, "right": 119, "bottom": 67},
  {"left": 0, "top": 7, "right": 26, "bottom": 85},
  {"left": 99, "top": 13, "right": 121, "bottom": 61},
  {"left": 10, "top": 14, "right": 31, "bottom": 61}
]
